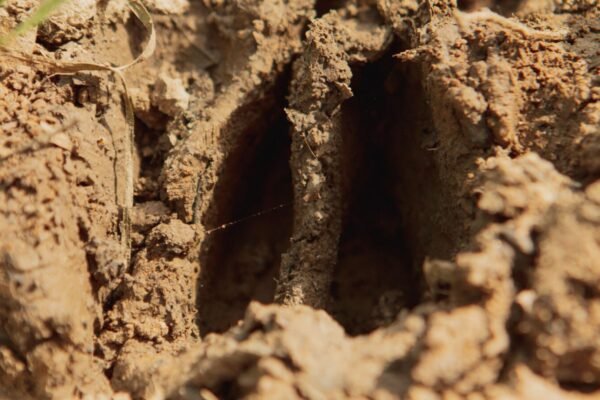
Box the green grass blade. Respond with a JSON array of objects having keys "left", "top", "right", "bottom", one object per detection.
[{"left": 0, "top": 0, "right": 69, "bottom": 46}]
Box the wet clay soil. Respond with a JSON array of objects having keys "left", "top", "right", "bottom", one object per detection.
[{"left": 0, "top": 0, "right": 599, "bottom": 399}]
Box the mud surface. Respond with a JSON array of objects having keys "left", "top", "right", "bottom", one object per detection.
[{"left": 0, "top": 0, "right": 599, "bottom": 399}]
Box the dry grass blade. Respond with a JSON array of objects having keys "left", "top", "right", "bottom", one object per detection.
[
  {"left": 0, "top": 0, "right": 156, "bottom": 268},
  {"left": 116, "top": 0, "right": 156, "bottom": 71},
  {"left": 454, "top": 8, "right": 567, "bottom": 41},
  {"left": 108, "top": 0, "right": 156, "bottom": 267}
]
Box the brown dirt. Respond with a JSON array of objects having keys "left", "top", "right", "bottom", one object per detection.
[{"left": 0, "top": 0, "right": 598, "bottom": 399}]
